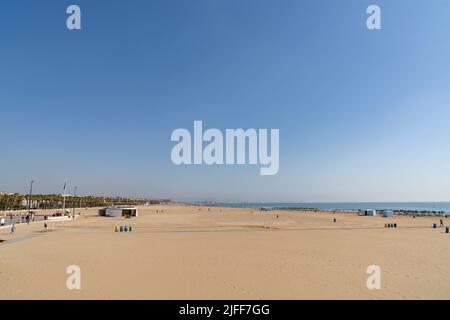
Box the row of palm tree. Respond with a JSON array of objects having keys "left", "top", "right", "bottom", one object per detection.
[{"left": 0, "top": 193, "right": 150, "bottom": 211}]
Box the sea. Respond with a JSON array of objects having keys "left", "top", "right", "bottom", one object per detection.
[{"left": 205, "top": 202, "right": 450, "bottom": 213}]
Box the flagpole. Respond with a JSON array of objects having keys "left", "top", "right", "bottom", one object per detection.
[
  {"left": 62, "top": 180, "right": 67, "bottom": 223},
  {"left": 73, "top": 186, "right": 77, "bottom": 220}
]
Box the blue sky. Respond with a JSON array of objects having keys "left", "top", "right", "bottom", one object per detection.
[{"left": 1, "top": 0, "right": 450, "bottom": 201}]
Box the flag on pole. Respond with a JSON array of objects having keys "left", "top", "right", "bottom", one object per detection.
[{"left": 63, "top": 181, "right": 67, "bottom": 194}]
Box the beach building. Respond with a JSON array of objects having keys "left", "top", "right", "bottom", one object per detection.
[
  {"left": 382, "top": 210, "right": 394, "bottom": 217},
  {"left": 103, "top": 205, "right": 138, "bottom": 217},
  {"left": 359, "top": 209, "right": 377, "bottom": 216}
]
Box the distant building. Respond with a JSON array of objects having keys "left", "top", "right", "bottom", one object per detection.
[{"left": 0, "top": 192, "right": 15, "bottom": 196}]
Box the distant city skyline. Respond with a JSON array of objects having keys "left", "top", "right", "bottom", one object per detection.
[{"left": 1, "top": 0, "right": 450, "bottom": 202}]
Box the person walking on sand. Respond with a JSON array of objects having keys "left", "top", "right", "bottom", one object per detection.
[
  {"left": 440, "top": 219, "right": 444, "bottom": 227},
  {"left": 11, "top": 223, "right": 16, "bottom": 234},
  {"left": 43, "top": 223, "right": 48, "bottom": 232}
]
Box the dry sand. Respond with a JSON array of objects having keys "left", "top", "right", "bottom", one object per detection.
[{"left": 0, "top": 204, "right": 449, "bottom": 299}]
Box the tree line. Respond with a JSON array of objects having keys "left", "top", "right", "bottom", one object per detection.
[{"left": 0, "top": 193, "right": 158, "bottom": 211}]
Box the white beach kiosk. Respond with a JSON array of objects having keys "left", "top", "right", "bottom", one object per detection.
[
  {"left": 382, "top": 209, "right": 394, "bottom": 217},
  {"left": 104, "top": 205, "right": 138, "bottom": 218},
  {"left": 359, "top": 209, "right": 377, "bottom": 216}
]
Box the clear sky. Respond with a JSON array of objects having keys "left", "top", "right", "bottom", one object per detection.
[{"left": 1, "top": 0, "right": 450, "bottom": 202}]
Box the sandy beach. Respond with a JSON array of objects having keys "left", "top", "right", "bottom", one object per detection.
[{"left": 1, "top": 204, "right": 449, "bottom": 300}]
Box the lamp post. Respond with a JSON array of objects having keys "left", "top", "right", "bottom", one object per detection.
[
  {"left": 28, "top": 180, "right": 34, "bottom": 221},
  {"left": 73, "top": 186, "right": 77, "bottom": 220}
]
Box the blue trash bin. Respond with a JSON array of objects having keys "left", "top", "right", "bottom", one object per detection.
[{"left": 446, "top": 226, "right": 449, "bottom": 234}]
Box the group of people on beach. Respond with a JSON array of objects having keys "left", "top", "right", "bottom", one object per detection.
[
  {"left": 3, "top": 212, "right": 35, "bottom": 223},
  {"left": 9, "top": 222, "right": 48, "bottom": 234}
]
